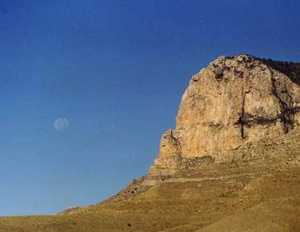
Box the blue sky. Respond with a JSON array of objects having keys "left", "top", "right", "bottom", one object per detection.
[{"left": 0, "top": 0, "right": 299, "bottom": 216}]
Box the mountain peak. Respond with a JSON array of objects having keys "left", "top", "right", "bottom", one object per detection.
[{"left": 149, "top": 55, "right": 300, "bottom": 176}]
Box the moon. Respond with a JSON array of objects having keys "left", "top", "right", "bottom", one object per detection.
[{"left": 54, "top": 118, "right": 69, "bottom": 131}]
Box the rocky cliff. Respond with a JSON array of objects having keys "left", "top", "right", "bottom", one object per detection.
[
  {"left": 1, "top": 54, "right": 300, "bottom": 232},
  {"left": 150, "top": 54, "right": 300, "bottom": 176}
]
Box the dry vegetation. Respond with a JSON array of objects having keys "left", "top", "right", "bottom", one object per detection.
[{"left": 0, "top": 129, "right": 299, "bottom": 232}]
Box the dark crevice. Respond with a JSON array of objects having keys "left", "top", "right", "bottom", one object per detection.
[
  {"left": 236, "top": 89, "right": 247, "bottom": 139},
  {"left": 291, "top": 107, "right": 300, "bottom": 114},
  {"left": 169, "top": 130, "right": 182, "bottom": 153},
  {"left": 270, "top": 70, "right": 296, "bottom": 133},
  {"left": 235, "top": 74, "right": 300, "bottom": 138},
  {"left": 235, "top": 108, "right": 300, "bottom": 134},
  {"left": 242, "top": 114, "right": 279, "bottom": 126}
]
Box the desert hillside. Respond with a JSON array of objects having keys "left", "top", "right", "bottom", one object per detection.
[{"left": 1, "top": 55, "right": 299, "bottom": 232}]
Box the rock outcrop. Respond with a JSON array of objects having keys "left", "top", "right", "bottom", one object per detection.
[{"left": 150, "top": 54, "right": 300, "bottom": 176}]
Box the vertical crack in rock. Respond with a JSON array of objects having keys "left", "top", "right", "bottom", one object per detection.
[
  {"left": 169, "top": 130, "right": 182, "bottom": 153},
  {"left": 270, "top": 70, "right": 295, "bottom": 133},
  {"left": 237, "top": 89, "right": 247, "bottom": 139},
  {"left": 160, "top": 129, "right": 181, "bottom": 153}
]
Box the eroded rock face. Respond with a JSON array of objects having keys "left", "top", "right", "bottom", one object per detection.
[{"left": 149, "top": 55, "right": 300, "bottom": 175}]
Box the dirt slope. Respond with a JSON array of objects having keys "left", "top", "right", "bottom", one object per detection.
[{"left": 0, "top": 129, "right": 299, "bottom": 232}]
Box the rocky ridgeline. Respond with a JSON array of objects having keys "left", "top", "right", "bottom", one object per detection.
[{"left": 149, "top": 54, "right": 300, "bottom": 176}]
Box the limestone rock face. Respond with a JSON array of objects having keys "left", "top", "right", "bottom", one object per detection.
[{"left": 149, "top": 55, "right": 300, "bottom": 175}]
